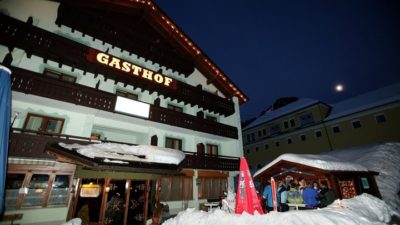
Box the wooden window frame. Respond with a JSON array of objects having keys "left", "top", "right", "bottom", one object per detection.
[
  {"left": 23, "top": 113, "right": 65, "bottom": 134},
  {"left": 159, "top": 176, "right": 193, "bottom": 201},
  {"left": 197, "top": 172, "right": 228, "bottom": 200},
  {"left": 116, "top": 90, "right": 138, "bottom": 101},
  {"left": 206, "top": 144, "right": 219, "bottom": 156},
  {"left": 165, "top": 137, "right": 182, "bottom": 150}
]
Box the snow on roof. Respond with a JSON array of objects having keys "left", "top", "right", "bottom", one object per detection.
[
  {"left": 254, "top": 153, "right": 368, "bottom": 177},
  {"left": 325, "top": 82, "right": 400, "bottom": 121},
  {"left": 59, "top": 142, "right": 185, "bottom": 165},
  {"left": 244, "top": 98, "right": 320, "bottom": 129}
]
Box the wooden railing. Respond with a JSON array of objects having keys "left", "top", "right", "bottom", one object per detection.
[
  {"left": 9, "top": 129, "right": 240, "bottom": 171},
  {"left": 10, "top": 67, "right": 238, "bottom": 139},
  {"left": 0, "top": 13, "right": 235, "bottom": 116}
]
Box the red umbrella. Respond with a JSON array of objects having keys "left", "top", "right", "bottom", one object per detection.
[{"left": 235, "top": 157, "right": 263, "bottom": 214}]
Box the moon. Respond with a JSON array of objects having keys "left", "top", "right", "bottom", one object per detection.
[{"left": 335, "top": 84, "right": 344, "bottom": 92}]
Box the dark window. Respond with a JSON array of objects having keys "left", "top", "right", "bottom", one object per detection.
[
  {"left": 167, "top": 104, "right": 183, "bottom": 113},
  {"left": 352, "top": 120, "right": 361, "bottom": 129},
  {"left": 332, "top": 126, "right": 340, "bottom": 133},
  {"left": 283, "top": 121, "right": 289, "bottom": 129},
  {"left": 300, "top": 113, "right": 314, "bottom": 126},
  {"left": 287, "top": 138, "right": 292, "bottom": 144},
  {"left": 315, "top": 131, "right": 322, "bottom": 138},
  {"left": 258, "top": 130, "right": 262, "bottom": 137},
  {"left": 300, "top": 134, "right": 306, "bottom": 141},
  {"left": 206, "top": 115, "right": 217, "bottom": 122},
  {"left": 255, "top": 147, "right": 259, "bottom": 152},
  {"left": 290, "top": 119, "right": 296, "bottom": 127},
  {"left": 206, "top": 144, "right": 218, "bottom": 156},
  {"left": 251, "top": 133, "right": 255, "bottom": 141},
  {"left": 44, "top": 69, "right": 76, "bottom": 83},
  {"left": 23, "top": 113, "right": 64, "bottom": 134},
  {"left": 375, "top": 114, "right": 386, "bottom": 123},
  {"left": 246, "top": 149, "right": 250, "bottom": 154},
  {"left": 265, "top": 144, "right": 269, "bottom": 150},
  {"left": 275, "top": 141, "right": 280, "bottom": 147},
  {"left": 262, "top": 129, "right": 266, "bottom": 135},
  {"left": 246, "top": 135, "right": 251, "bottom": 143},
  {"left": 116, "top": 90, "right": 138, "bottom": 100},
  {"left": 165, "top": 137, "right": 182, "bottom": 150}
]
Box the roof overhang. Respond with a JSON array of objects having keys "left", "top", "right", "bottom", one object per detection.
[{"left": 45, "top": 142, "right": 183, "bottom": 175}]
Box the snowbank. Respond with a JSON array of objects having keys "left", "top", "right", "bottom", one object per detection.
[{"left": 163, "top": 194, "right": 394, "bottom": 225}]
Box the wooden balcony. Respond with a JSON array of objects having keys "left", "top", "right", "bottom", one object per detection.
[
  {"left": 9, "top": 129, "right": 240, "bottom": 171},
  {"left": 10, "top": 67, "right": 238, "bottom": 139},
  {"left": 0, "top": 13, "right": 235, "bottom": 116}
]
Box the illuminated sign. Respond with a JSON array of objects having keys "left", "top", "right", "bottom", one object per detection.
[
  {"left": 86, "top": 49, "right": 176, "bottom": 88},
  {"left": 80, "top": 183, "right": 101, "bottom": 198},
  {"left": 115, "top": 96, "right": 150, "bottom": 118}
]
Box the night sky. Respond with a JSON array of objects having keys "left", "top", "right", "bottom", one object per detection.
[{"left": 155, "top": 0, "right": 400, "bottom": 121}]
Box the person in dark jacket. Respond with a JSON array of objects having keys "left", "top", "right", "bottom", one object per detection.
[
  {"left": 302, "top": 182, "right": 319, "bottom": 208},
  {"left": 318, "top": 182, "right": 336, "bottom": 207}
]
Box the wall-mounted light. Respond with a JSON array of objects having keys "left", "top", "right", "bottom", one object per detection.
[{"left": 105, "top": 186, "right": 110, "bottom": 192}]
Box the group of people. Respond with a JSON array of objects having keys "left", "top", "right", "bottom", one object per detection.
[{"left": 262, "top": 176, "right": 336, "bottom": 212}]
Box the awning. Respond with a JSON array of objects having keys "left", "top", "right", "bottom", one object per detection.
[{"left": 45, "top": 142, "right": 184, "bottom": 175}]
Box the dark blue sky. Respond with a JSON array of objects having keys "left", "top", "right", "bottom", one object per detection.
[{"left": 155, "top": 0, "right": 400, "bottom": 121}]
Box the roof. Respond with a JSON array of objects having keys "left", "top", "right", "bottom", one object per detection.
[
  {"left": 244, "top": 98, "right": 320, "bottom": 129},
  {"left": 254, "top": 153, "right": 369, "bottom": 179},
  {"left": 58, "top": 0, "right": 248, "bottom": 103},
  {"left": 325, "top": 82, "right": 400, "bottom": 121}
]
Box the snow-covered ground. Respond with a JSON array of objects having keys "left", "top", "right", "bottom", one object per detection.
[{"left": 163, "top": 142, "right": 400, "bottom": 225}]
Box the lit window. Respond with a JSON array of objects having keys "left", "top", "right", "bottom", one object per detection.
[
  {"left": 352, "top": 120, "right": 361, "bottom": 129},
  {"left": 332, "top": 125, "right": 340, "bottom": 133},
  {"left": 165, "top": 137, "right": 182, "bottom": 150},
  {"left": 375, "top": 114, "right": 386, "bottom": 123},
  {"left": 23, "top": 113, "right": 64, "bottom": 134}
]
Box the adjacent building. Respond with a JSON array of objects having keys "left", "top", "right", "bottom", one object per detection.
[
  {"left": 243, "top": 83, "right": 400, "bottom": 172},
  {"left": 0, "top": 1, "right": 248, "bottom": 224}
]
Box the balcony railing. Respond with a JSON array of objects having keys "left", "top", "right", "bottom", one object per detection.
[
  {"left": 10, "top": 67, "right": 238, "bottom": 139},
  {"left": 0, "top": 13, "right": 235, "bottom": 116},
  {"left": 9, "top": 129, "right": 240, "bottom": 171}
]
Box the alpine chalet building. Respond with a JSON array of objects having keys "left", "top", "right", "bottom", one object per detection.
[{"left": 0, "top": 1, "right": 248, "bottom": 224}]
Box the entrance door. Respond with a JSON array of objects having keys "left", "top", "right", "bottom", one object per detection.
[
  {"left": 104, "top": 180, "right": 126, "bottom": 225},
  {"left": 127, "top": 180, "right": 147, "bottom": 225}
]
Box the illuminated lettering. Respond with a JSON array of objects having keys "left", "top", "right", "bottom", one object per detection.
[
  {"left": 121, "top": 61, "right": 131, "bottom": 72},
  {"left": 142, "top": 69, "right": 153, "bottom": 81},
  {"left": 108, "top": 57, "right": 121, "bottom": 69},
  {"left": 96, "top": 53, "right": 109, "bottom": 65},
  {"left": 153, "top": 74, "right": 164, "bottom": 84},
  {"left": 131, "top": 65, "right": 142, "bottom": 76},
  {"left": 164, "top": 77, "right": 173, "bottom": 87}
]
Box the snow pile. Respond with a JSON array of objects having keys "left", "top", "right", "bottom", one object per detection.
[
  {"left": 163, "top": 194, "right": 394, "bottom": 225},
  {"left": 325, "top": 142, "right": 400, "bottom": 211},
  {"left": 58, "top": 143, "right": 185, "bottom": 165}
]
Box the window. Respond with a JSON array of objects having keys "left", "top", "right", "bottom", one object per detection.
[
  {"left": 332, "top": 125, "right": 341, "bottom": 133},
  {"left": 270, "top": 125, "right": 280, "bottom": 135},
  {"left": 246, "top": 134, "right": 251, "bottom": 143},
  {"left": 5, "top": 174, "right": 25, "bottom": 209},
  {"left": 290, "top": 119, "right": 296, "bottom": 127},
  {"left": 23, "top": 113, "right": 64, "bottom": 134},
  {"left": 283, "top": 121, "right": 289, "bottom": 129},
  {"left": 116, "top": 90, "right": 138, "bottom": 100},
  {"left": 206, "top": 144, "right": 218, "bottom": 156},
  {"left": 160, "top": 176, "right": 193, "bottom": 201},
  {"left": 315, "top": 130, "right": 322, "bottom": 138},
  {"left": 48, "top": 175, "right": 70, "bottom": 206},
  {"left": 275, "top": 141, "right": 280, "bottom": 147},
  {"left": 258, "top": 130, "right": 262, "bottom": 137},
  {"left": 287, "top": 138, "right": 292, "bottom": 144},
  {"left": 251, "top": 133, "right": 255, "bottom": 141},
  {"left": 206, "top": 115, "right": 217, "bottom": 122},
  {"left": 300, "top": 113, "right": 314, "bottom": 126},
  {"left": 167, "top": 104, "right": 183, "bottom": 113},
  {"left": 255, "top": 147, "right": 259, "bottom": 152},
  {"left": 352, "top": 120, "right": 361, "bottom": 129},
  {"left": 246, "top": 149, "right": 250, "bottom": 154},
  {"left": 165, "top": 137, "right": 182, "bottom": 150},
  {"left": 375, "top": 114, "right": 386, "bottom": 123},
  {"left": 300, "top": 134, "right": 306, "bottom": 141},
  {"left": 44, "top": 69, "right": 76, "bottom": 83},
  {"left": 262, "top": 129, "right": 266, "bottom": 136},
  {"left": 264, "top": 144, "right": 269, "bottom": 150}
]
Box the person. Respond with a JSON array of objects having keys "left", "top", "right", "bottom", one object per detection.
[
  {"left": 302, "top": 182, "right": 319, "bottom": 208},
  {"left": 312, "top": 180, "right": 320, "bottom": 193},
  {"left": 318, "top": 182, "right": 336, "bottom": 207},
  {"left": 298, "top": 177, "right": 306, "bottom": 192},
  {"left": 262, "top": 180, "right": 274, "bottom": 212},
  {"left": 278, "top": 183, "right": 289, "bottom": 212},
  {"left": 287, "top": 181, "right": 303, "bottom": 211}
]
